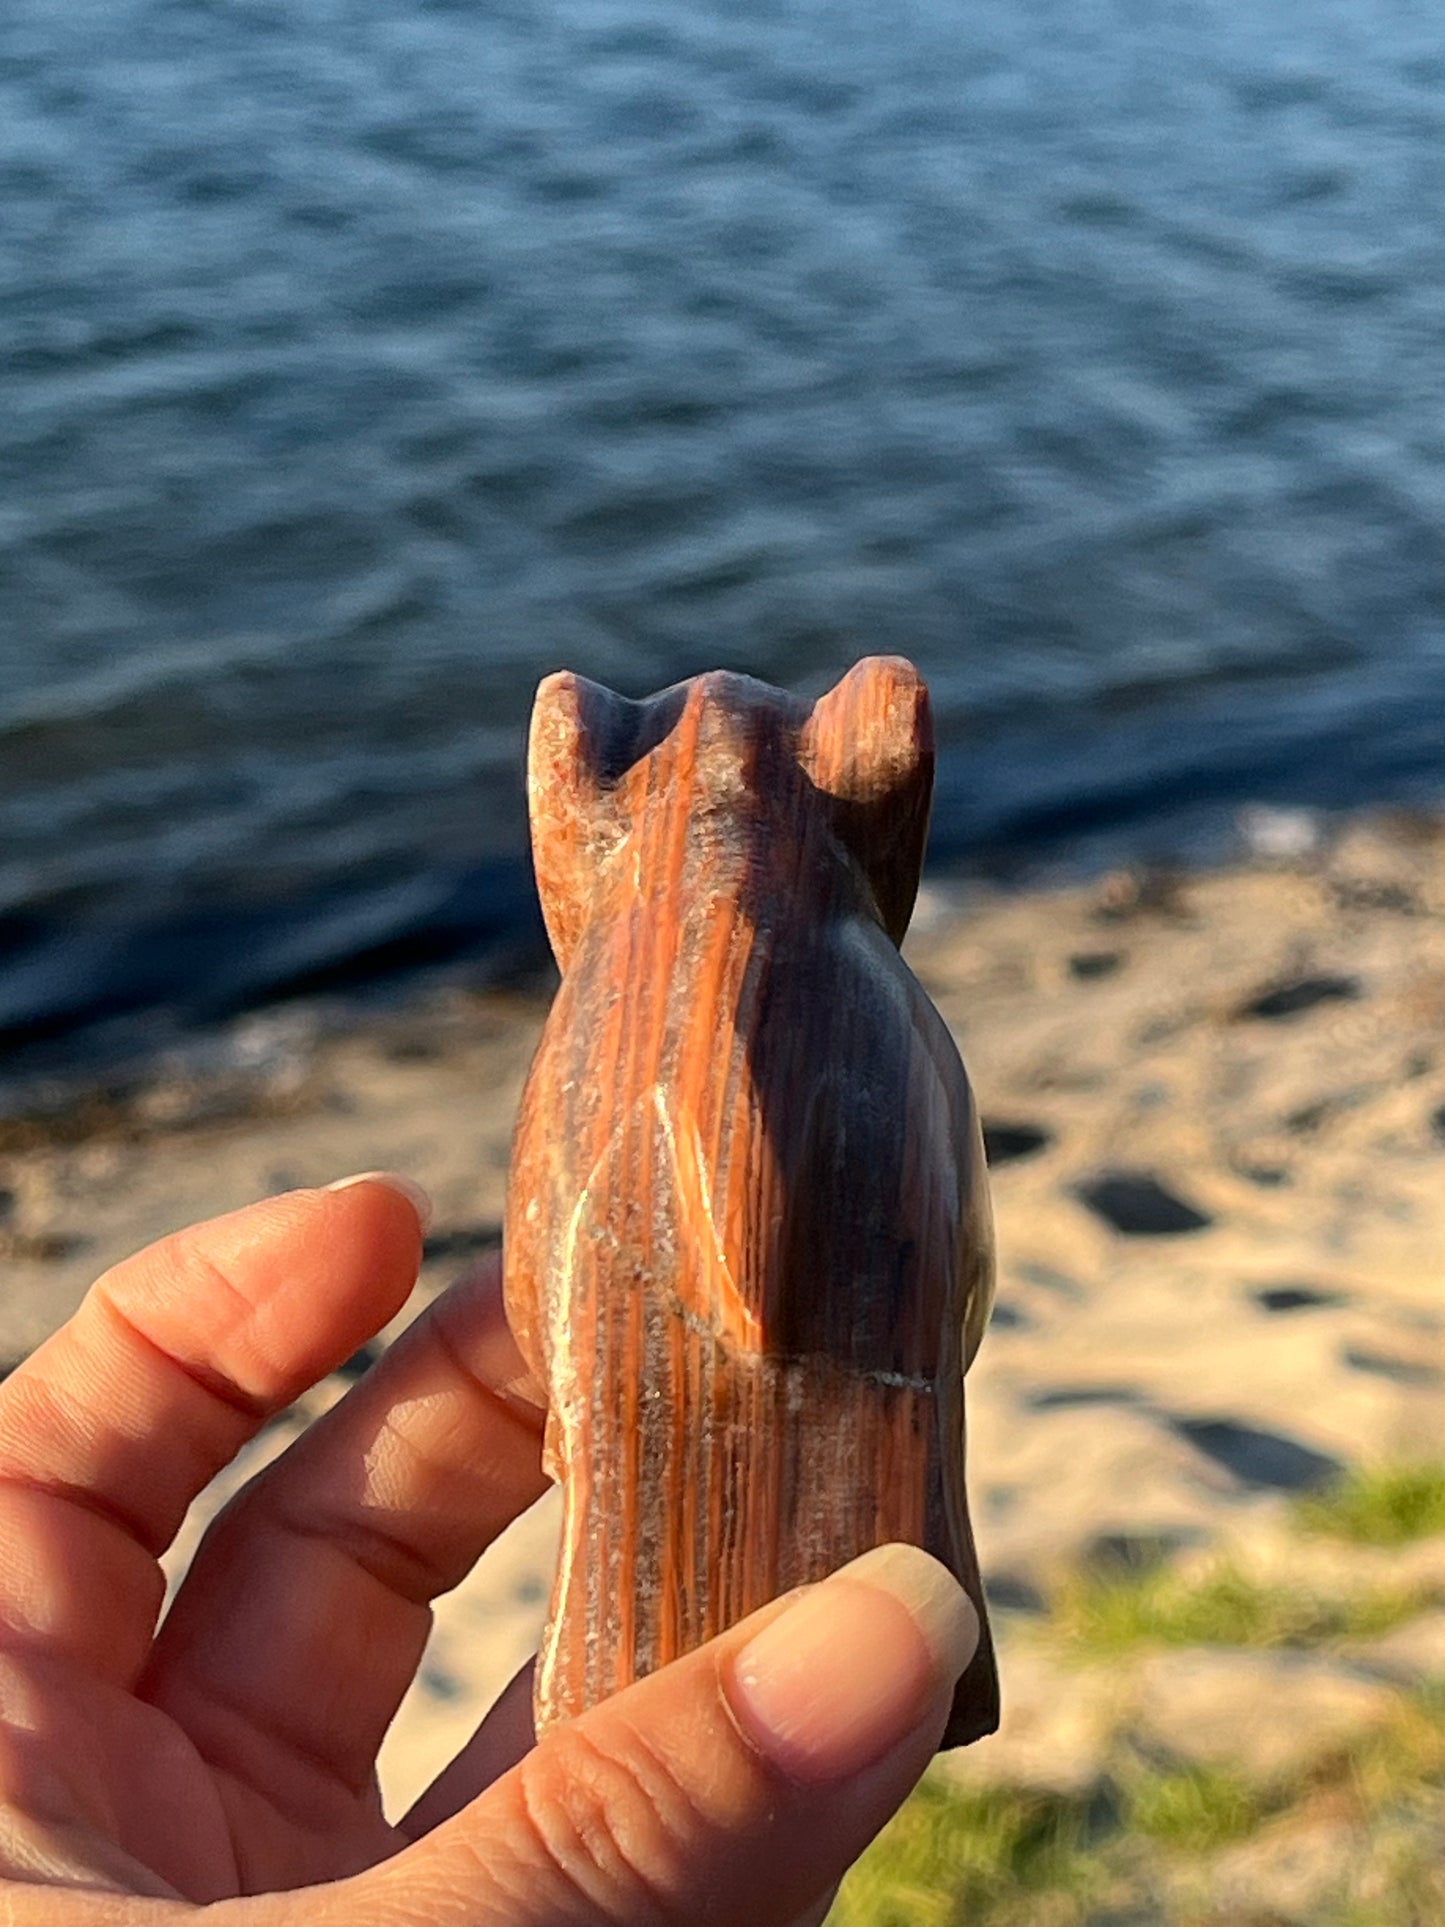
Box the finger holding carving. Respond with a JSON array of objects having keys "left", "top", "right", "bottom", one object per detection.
[
  {"left": 289, "top": 1545, "right": 976, "bottom": 1927},
  {"left": 0, "top": 1177, "right": 425, "bottom": 1687},
  {"left": 142, "top": 1252, "right": 548, "bottom": 1801}
]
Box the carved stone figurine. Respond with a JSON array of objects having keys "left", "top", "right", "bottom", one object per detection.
[{"left": 504, "top": 655, "right": 999, "bottom": 1748}]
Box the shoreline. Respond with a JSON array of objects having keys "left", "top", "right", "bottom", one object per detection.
[
  {"left": 5, "top": 797, "right": 1442, "bottom": 1391},
  {"left": 6, "top": 778, "right": 1441, "bottom": 1115}
]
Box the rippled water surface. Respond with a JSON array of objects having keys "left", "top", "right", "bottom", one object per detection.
[{"left": 3, "top": 0, "right": 1445, "bottom": 1071}]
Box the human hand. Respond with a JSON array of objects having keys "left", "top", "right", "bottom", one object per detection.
[{"left": 0, "top": 1176, "right": 977, "bottom": 1926}]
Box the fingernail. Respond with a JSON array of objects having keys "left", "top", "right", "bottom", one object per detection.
[
  {"left": 726, "top": 1545, "right": 977, "bottom": 1784},
  {"left": 325, "top": 1170, "right": 434, "bottom": 1231}
]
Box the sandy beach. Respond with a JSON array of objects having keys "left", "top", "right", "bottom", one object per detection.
[{"left": 3, "top": 807, "right": 1443, "bottom": 1921}]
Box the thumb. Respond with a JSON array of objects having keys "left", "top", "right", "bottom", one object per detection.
[{"left": 316, "top": 1543, "right": 973, "bottom": 1927}]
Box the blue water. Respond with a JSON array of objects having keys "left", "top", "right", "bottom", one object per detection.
[{"left": 3, "top": 0, "right": 1445, "bottom": 1082}]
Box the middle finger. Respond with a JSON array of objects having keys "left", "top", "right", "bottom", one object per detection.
[{"left": 140, "top": 1253, "right": 549, "bottom": 1799}]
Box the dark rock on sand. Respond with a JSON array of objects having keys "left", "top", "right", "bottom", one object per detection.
[{"left": 1074, "top": 1170, "right": 1213, "bottom": 1236}]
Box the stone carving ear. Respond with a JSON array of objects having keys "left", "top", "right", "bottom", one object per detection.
[
  {"left": 799, "top": 656, "right": 934, "bottom": 946},
  {"left": 526, "top": 672, "right": 640, "bottom": 972}
]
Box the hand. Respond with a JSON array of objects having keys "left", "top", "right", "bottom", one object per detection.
[{"left": 0, "top": 1176, "right": 977, "bottom": 1926}]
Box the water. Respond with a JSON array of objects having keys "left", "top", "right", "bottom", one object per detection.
[{"left": 3, "top": 0, "right": 1445, "bottom": 1083}]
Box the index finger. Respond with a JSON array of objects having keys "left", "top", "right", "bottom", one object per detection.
[
  {"left": 0, "top": 1176, "right": 426, "bottom": 1685},
  {"left": 141, "top": 1248, "right": 549, "bottom": 1801}
]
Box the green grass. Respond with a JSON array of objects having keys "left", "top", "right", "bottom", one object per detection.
[
  {"left": 1052, "top": 1558, "right": 1425, "bottom": 1656},
  {"left": 829, "top": 1691, "right": 1445, "bottom": 1927},
  {"left": 1122, "top": 1766, "right": 1263, "bottom": 1852},
  {"left": 1337, "top": 1683, "right": 1445, "bottom": 1819},
  {"left": 830, "top": 1770, "right": 1274, "bottom": 1926},
  {"left": 1295, "top": 1464, "right": 1445, "bottom": 1547},
  {"left": 1315, "top": 1725, "right": 1445, "bottom": 1927},
  {"left": 832, "top": 1778, "right": 1108, "bottom": 1927}
]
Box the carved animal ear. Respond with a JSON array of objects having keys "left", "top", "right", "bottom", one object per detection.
[
  {"left": 527, "top": 671, "right": 639, "bottom": 972},
  {"left": 800, "top": 656, "right": 934, "bottom": 946}
]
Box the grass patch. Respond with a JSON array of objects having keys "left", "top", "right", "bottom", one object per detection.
[
  {"left": 1315, "top": 1735, "right": 1445, "bottom": 1927},
  {"left": 831, "top": 1696, "right": 1445, "bottom": 1927},
  {"left": 832, "top": 1778, "right": 1108, "bottom": 1927},
  {"left": 1122, "top": 1765, "right": 1263, "bottom": 1851},
  {"left": 1295, "top": 1463, "right": 1445, "bottom": 1547},
  {"left": 1052, "top": 1558, "right": 1424, "bottom": 1656},
  {"left": 1335, "top": 1683, "right": 1445, "bottom": 1818}
]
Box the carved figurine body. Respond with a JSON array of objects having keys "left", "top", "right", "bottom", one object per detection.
[{"left": 504, "top": 656, "right": 999, "bottom": 1747}]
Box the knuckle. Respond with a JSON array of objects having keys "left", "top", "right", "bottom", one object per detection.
[
  {"left": 270, "top": 1494, "right": 454, "bottom": 1607},
  {"left": 101, "top": 1241, "right": 273, "bottom": 1422},
  {"left": 513, "top": 1714, "right": 714, "bottom": 1926}
]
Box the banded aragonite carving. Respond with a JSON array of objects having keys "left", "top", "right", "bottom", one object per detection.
[{"left": 504, "top": 655, "right": 999, "bottom": 1748}]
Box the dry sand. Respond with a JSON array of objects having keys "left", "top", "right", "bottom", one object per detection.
[{"left": 2, "top": 807, "right": 1443, "bottom": 1894}]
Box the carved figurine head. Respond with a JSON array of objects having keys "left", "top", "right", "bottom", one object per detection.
[{"left": 527, "top": 656, "right": 935, "bottom": 969}]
